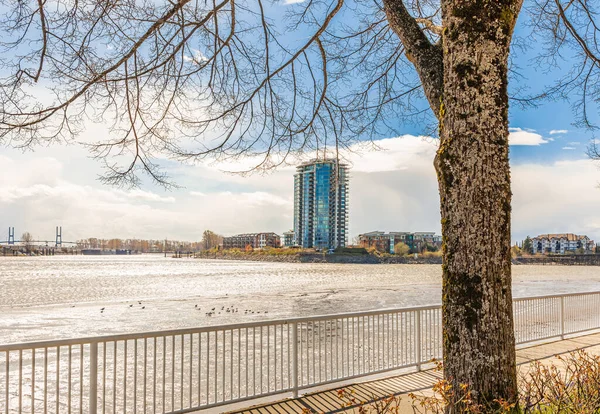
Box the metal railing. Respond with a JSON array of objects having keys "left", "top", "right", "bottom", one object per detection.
[{"left": 1, "top": 291, "right": 599, "bottom": 413}]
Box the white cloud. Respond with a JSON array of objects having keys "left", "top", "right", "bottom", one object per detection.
[
  {"left": 183, "top": 49, "right": 208, "bottom": 65},
  {"left": 283, "top": 0, "right": 305, "bottom": 4},
  {"left": 562, "top": 146, "right": 576, "bottom": 150},
  {"left": 210, "top": 135, "right": 438, "bottom": 174},
  {"left": 512, "top": 159, "right": 600, "bottom": 241},
  {"left": 236, "top": 191, "right": 289, "bottom": 206},
  {"left": 346, "top": 136, "right": 438, "bottom": 173},
  {"left": 0, "top": 186, "right": 182, "bottom": 240},
  {"left": 2, "top": 136, "right": 600, "bottom": 243},
  {"left": 550, "top": 129, "right": 568, "bottom": 135},
  {"left": 0, "top": 164, "right": 175, "bottom": 205},
  {"left": 122, "top": 189, "right": 175, "bottom": 203},
  {"left": 509, "top": 128, "right": 549, "bottom": 146},
  {"left": 209, "top": 191, "right": 289, "bottom": 207},
  {"left": 1, "top": 184, "right": 64, "bottom": 204},
  {"left": 0, "top": 152, "right": 296, "bottom": 239}
]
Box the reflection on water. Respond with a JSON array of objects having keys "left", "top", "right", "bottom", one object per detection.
[{"left": 1, "top": 255, "right": 599, "bottom": 343}]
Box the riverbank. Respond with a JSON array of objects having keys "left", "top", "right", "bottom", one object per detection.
[
  {"left": 195, "top": 250, "right": 600, "bottom": 265},
  {"left": 514, "top": 254, "right": 600, "bottom": 266},
  {"left": 195, "top": 250, "right": 443, "bottom": 264}
]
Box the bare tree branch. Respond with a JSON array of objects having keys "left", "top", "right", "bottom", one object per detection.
[
  {"left": 382, "top": 0, "right": 443, "bottom": 114},
  {"left": 415, "top": 17, "right": 443, "bottom": 36},
  {"left": 0, "top": 0, "right": 597, "bottom": 186}
]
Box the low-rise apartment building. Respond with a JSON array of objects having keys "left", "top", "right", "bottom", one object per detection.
[
  {"left": 531, "top": 233, "right": 595, "bottom": 254},
  {"left": 358, "top": 231, "right": 441, "bottom": 254},
  {"left": 283, "top": 230, "right": 295, "bottom": 247},
  {"left": 222, "top": 233, "right": 281, "bottom": 249}
]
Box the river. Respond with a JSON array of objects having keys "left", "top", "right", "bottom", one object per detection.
[{"left": 2, "top": 255, "right": 599, "bottom": 343}]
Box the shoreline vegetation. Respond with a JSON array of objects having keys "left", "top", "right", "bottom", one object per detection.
[
  {"left": 195, "top": 247, "right": 600, "bottom": 265},
  {"left": 3, "top": 246, "right": 599, "bottom": 266},
  {"left": 195, "top": 246, "right": 444, "bottom": 264}
]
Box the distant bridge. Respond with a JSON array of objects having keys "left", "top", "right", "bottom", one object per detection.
[
  {"left": 0, "top": 240, "right": 78, "bottom": 246},
  {"left": 0, "top": 226, "right": 77, "bottom": 247}
]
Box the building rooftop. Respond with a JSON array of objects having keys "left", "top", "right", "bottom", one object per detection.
[
  {"left": 359, "top": 231, "right": 439, "bottom": 237},
  {"left": 224, "top": 232, "right": 280, "bottom": 238},
  {"left": 296, "top": 158, "right": 349, "bottom": 169},
  {"left": 534, "top": 233, "right": 589, "bottom": 241}
]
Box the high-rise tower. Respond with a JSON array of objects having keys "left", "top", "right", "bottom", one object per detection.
[{"left": 293, "top": 159, "right": 349, "bottom": 249}]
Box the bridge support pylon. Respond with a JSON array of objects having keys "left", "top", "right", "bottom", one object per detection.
[{"left": 55, "top": 226, "right": 62, "bottom": 247}]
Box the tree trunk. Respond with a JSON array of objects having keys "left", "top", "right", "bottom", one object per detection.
[{"left": 436, "top": 0, "right": 522, "bottom": 410}]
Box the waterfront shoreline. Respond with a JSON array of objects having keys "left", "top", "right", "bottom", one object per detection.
[
  {"left": 195, "top": 251, "right": 600, "bottom": 265},
  {"left": 195, "top": 251, "right": 443, "bottom": 264}
]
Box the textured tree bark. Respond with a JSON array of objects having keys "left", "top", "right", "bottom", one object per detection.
[
  {"left": 435, "top": 0, "right": 522, "bottom": 410},
  {"left": 383, "top": 0, "right": 523, "bottom": 408}
]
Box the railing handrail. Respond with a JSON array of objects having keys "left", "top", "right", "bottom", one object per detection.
[
  {"left": 512, "top": 290, "right": 600, "bottom": 302},
  {"left": 0, "top": 304, "right": 442, "bottom": 351},
  {"left": 2, "top": 290, "right": 599, "bottom": 352}
]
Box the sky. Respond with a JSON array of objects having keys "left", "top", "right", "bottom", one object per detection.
[
  {"left": 1, "top": 3, "right": 600, "bottom": 244},
  {"left": 2, "top": 129, "right": 599, "bottom": 245}
]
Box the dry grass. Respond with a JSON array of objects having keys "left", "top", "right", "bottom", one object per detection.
[
  {"left": 301, "top": 351, "right": 600, "bottom": 413},
  {"left": 412, "top": 351, "right": 600, "bottom": 413}
]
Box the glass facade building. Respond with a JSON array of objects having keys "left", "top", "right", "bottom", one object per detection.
[{"left": 293, "top": 159, "right": 349, "bottom": 249}]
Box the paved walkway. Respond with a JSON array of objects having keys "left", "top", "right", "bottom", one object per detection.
[{"left": 220, "top": 332, "right": 600, "bottom": 414}]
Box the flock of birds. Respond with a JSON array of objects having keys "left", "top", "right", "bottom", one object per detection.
[
  {"left": 100, "top": 301, "right": 145, "bottom": 313},
  {"left": 98, "top": 301, "right": 267, "bottom": 317},
  {"left": 200, "top": 305, "right": 268, "bottom": 317}
]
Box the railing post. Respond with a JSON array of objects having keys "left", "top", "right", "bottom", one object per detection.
[
  {"left": 560, "top": 296, "right": 565, "bottom": 340},
  {"left": 89, "top": 342, "right": 98, "bottom": 414},
  {"left": 291, "top": 322, "right": 299, "bottom": 398},
  {"left": 416, "top": 310, "right": 422, "bottom": 371}
]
